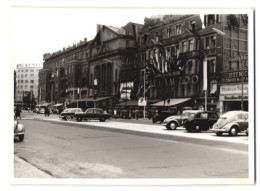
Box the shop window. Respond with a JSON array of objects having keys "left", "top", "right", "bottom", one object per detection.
[
  {"left": 190, "top": 20, "right": 195, "bottom": 31},
  {"left": 210, "top": 83, "right": 217, "bottom": 94}
]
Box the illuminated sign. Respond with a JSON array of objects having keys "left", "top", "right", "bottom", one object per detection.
[{"left": 220, "top": 84, "right": 248, "bottom": 95}]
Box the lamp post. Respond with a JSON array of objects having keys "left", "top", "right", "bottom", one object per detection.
[{"left": 212, "top": 28, "right": 244, "bottom": 111}]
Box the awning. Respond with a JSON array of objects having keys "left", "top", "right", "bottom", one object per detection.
[
  {"left": 53, "top": 103, "right": 63, "bottom": 107},
  {"left": 150, "top": 98, "right": 191, "bottom": 107},
  {"left": 41, "top": 103, "right": 51, "bottom": 107},
  {"left": 116, "top": 99, "right": 162, "bottom": 107}
]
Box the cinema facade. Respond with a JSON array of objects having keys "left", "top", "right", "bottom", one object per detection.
[{"left": 38, "top": 14, "right": 248, "bottom": 114}]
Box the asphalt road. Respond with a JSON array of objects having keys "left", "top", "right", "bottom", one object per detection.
[{"left": 14, "top": 118, "right": 248, "bottom": 179}]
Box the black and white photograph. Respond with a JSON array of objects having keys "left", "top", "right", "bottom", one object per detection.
[{"left": 1, "top": 0, "right": 258, "bottom": 190}]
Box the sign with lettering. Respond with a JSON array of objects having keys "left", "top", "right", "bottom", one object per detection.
[
  {"left": 220, "top": 84, "right": 248, "bottom": 95},
  {"left": 221, "top": 70, "right": 248, "bottom": 83}
]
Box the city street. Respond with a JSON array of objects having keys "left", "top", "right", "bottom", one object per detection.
[{"left": 14, "top": 111, "right": 249, "bottom": 179}]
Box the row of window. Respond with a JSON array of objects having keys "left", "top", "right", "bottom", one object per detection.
[
  {"left": 17, "top": 69, "right": 39, "bottom": 73},
  {"left": 16, "top": 85, "right": 35, "bottom": 90},
  {"left": 17, "top": 74, "right": 36, "bottom": 78},
  {"left": 17, "top": 80, "right": 35, "bottom": 83}
]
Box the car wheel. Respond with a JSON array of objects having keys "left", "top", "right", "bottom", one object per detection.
[
  {"left": 216, "top": 132, "right": 223, "bottom": 136},
  {"left": 19, "top": 135, "right": 24, "bottom": 142},
  {"left": 100, "top": 117, "right": 106, "bottom": 122},
  {"left": 66, "top": 116, "right": 72, "bottom": 121},
  {"left": 229, "top": 127, "right": 238, "bottom": 136},
  {"left": 167, "top": 122, "right": 177, "bottom": 130},
  {"left": 77, "top": 117, "right": 82, "bottom": 122}
]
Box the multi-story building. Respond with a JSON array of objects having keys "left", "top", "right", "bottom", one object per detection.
[
  {"left": 15, "top": 63, "right": 42, "bottom": 107},
  {"left": 39, "top": 14, "right": 248, "bottom": 114}
]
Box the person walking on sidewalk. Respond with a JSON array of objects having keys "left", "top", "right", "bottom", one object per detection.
[
  {"left": 15, "top": 106, "right": 21, "bottom": 119},
  {"left": 45, "top": 107, "right": 50, "bottom": 117}
]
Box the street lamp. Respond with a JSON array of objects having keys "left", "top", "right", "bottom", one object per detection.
[{"left": 212, "top": 28, "right": 244, "bottom": 111}]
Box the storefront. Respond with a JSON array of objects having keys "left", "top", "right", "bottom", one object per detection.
[{"left": 219, "top": 83, "right": 248, "bottom": 114}]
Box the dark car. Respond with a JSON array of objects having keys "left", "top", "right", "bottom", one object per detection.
[
  {"left": 183, "top": 111, "right": 219, "bottom": 132},
  {"left": 59, "top": 108, "right": 83, "bottom": 121},
  {"left": 163, "top": 110, "right": 199, "bottom": 130},
  {"left": 152, "top": 111, "right": 177, "bottom": 124},
  {"left": 211, "top": 111, "right": 248, "bottom": 136},
  {"left": 74, "top": 108, "right": 111, "bottom": 122}
]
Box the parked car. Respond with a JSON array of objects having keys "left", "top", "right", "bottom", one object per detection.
[
  {"left": 14, "top": 117, "right": 25, "bottom": 142},
  {"left": 183, "top": 111, "right": 219, "bottom": 132},
  {"left": 33, "top": 108, "right": 39, "bottom": 113},
  {"left": 152, "top": 111, "right": 177, "bottom": 124},
  {"left": 59, "top": 108, "right": 83, "bottom": 121},
  {"left": 163, "top": 110, "right": 200, "bottom": 130},
  {"left": 74, "top": 108, "right": 111, "bottom": 122},
  {"left": 39, "top": 108, "right": 45, "bottom": 114},
  {"left": 211, "top": 111, "right": 248, "bottom": 136}
]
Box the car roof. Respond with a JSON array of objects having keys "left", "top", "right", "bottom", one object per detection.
[{"left": 221, "top": 110, "right": 248, "bottom": 117}]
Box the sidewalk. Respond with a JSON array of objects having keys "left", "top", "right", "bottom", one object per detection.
[{"left": 14, "top": 155, "right": 52, "bottom": 178}]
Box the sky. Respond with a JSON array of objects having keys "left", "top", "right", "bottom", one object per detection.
[
  {"left": 9, "top": 7, "right": 156, "bottom": 69},
  {"left": 9, "top": 5, "right": 210, "bottom": 70}
]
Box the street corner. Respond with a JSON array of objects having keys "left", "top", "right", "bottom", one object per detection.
[{"left": 14, "top": 155, "right": 52, "bottom": 178}]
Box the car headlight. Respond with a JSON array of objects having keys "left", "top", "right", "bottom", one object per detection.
[{"left": 17, "top": 124, "right": 24, "bottom": 132}]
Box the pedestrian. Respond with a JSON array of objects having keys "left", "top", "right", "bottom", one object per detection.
[
  {"left": 15, "top": 106, "right": 21, "bottom": 119},
  {"left": 45, "top": 107, "right": 50, "bottom": 117}
]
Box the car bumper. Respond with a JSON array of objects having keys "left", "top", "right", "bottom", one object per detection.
[{"left": 211, "top": 128, "right": 228, "bottom": 133}]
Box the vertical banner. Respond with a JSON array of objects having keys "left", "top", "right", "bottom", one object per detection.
[{"left": 203, "top": 59, "right": 208, "bottom": 91}]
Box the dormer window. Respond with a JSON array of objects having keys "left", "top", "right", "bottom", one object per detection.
[
  {"left": 166, "top": 28, "right": 172, "bottom": 38},
  {"left": 190, "top": 20, "right": 195, "bottom": 31},
  {"left": 176, "top": 24, "right": 182, "bottom": 35}
]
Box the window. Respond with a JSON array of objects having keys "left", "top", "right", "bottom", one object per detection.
[
  {"left": 25, "top": 70, "right": 28, "bottom": 72},
  {"left": 190, "top": 20, "right": 195, "bottom": 31},
  {"left": 182, "top": 41, "right": 187, "bottom": 52},
  {"left": 188, "top": 39, "right": 194, "bottom": 51},
  {"left": 25, "top": 74, "right": 28, "bottom": 78},
  {"left": 166, "top": 27, "right": 172, "bottom": 38},
  {"left": 176, "top": 24, "right": 182, "bottom": 35},
  {"left": 25, "top": 85, "right": 28, "bottom": 88},
  {"left": 155, "top": 32, "right": 159, "bottom": 41},
  {"left": 30, "top": 85, "right": 33, "bottom": 89},
  {"left": 196, "top": 39, "right": 199, "bottom": 50},
  {"left": 30, "top": 69, "right": 34, "bottom": 72},
  {"left": 209, "top": 59, "right": 216, "bottom": 73},
  {"left": 21, "top": 80, "right": 23, "bottom": 83},
  {"left": 87, "top": 109, "right": 94, "bottom": 113},
  {"left": 90, "top": 74, "right": 93, "bottom": 85},
  {"left": 21, "top": 74, "right": 23, "bottom": 78},
  {"left": 115, "top": 69, "right": 118, "bottom": 81},
  {"left": 205, "top": 37, "right": 210, "bottom": 49},
  {"left": 211, "top": 35, "right": 216, "bottom": 48},
  {"left": 30, "top": 80, "right": 34, "bottom": 83},
  {"left": 30, "top": 74, "right": 34, "bottom": 77},
  {"left": 25, "top": 80, "right": 28, "bottom": 83},
  {"left": 94, "top": 109, "right": 102, "bottom": 114},
  {"left": 200, "top": 113, "right": 208, "bottom": 119},
  {"left": 126, "top": 40, "right": 129, "bottom": 47}
]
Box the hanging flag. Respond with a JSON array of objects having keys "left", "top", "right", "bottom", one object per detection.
[{"left": 203, "top": 58, "right": 208, "bottom": 91}]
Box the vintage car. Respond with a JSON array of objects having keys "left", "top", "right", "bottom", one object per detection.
[
  {"left": 163, "top": 110, "right": 200, "bottom": 130},
  {"left": 211, "top": 111, "right": 248, "bottom": 136},
  {"left": 59, "top": 108, "right": 83, "bottom": 121},
  {"left": 183, "top": 111, "right": 219, "bottom": 132},
  {"left": 14, "top": 118, "right": 25, "bottom": 142},
  {"left": 74, "top": 108, "right": 111, "bottom": 122},
  {"left": 152, "top": 111, "right": 177, "bottom": 124}
]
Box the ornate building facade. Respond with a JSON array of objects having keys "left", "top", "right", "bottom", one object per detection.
[{"left": 38, "top": 14, "right": 248, "bottom": 114}]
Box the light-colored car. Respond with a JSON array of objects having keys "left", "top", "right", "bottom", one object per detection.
[
  {"left": 211, "top": 111, "right": 248, "bottom": 136},
  {"left": 14, "top": 118, "right": 25, "bottom": 142},
  {"left": 163, "top": 110, "right": 200, "bottom": 130},
  {"left": 59, "top": 108, "right": 83, "bottom": 121}
]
